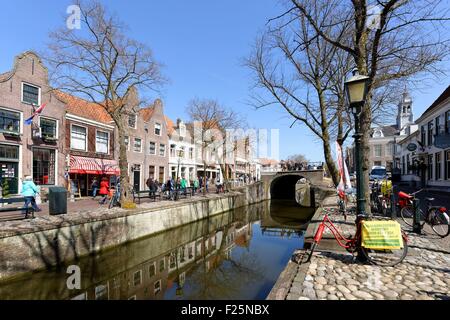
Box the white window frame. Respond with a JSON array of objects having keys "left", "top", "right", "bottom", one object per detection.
[
  {"left": 124, "top": 136, "right": 130, "bottom": 151},
  {"left": 149, "top": 141, "right": 156, "bottom": 155},
  {"left": 21, "top": 82, "right": 41, "bottom": 106},
  {"left": 133, "top": 137, "right": 142, "bottom": 153},
  {"left": 133, "top": 270, "right": 142, "bottom": 287},
  {"left": 70, "top": 123, "right": 88, "bottom": 151},
  {"left": 0, "top": 107, "right": 23, "bottom": 134},
  {"left": 149, "top": 262, "right": 156, "bottom": 277},
  {"left": 38, "top": 116, "right": 58, "bottom": 138},
  {"left": 159, "top": 143, "right": 166, "bottom": 157},
  {"left": 154, "top": 280, "right": 162, "bottom": 295},
  {"left": 154, "top": 122, "right": 162, "bottom": 136},
  {"left": 31, "top": 146, "right": 57, "bottom": 186},
  {"left": 95, "top": 129, "right": 110, "bottom": 154}
]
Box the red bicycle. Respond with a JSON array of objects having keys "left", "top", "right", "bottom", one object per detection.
[{"left": 307, "top": 208, "right": 408, "bottom": 266}]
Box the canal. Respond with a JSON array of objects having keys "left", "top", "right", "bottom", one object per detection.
[{"left": 0, "top": 200, "right": 315, "bottom": 300}]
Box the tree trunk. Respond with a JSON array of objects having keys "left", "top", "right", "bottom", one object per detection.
[
  {"left": 323, "top": 139, "right": 339, "bottom": 186},
  {"left": 116, "top": 123, "right": 134, "bottom": 207}
]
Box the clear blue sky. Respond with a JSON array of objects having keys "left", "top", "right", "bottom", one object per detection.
[{"left": 0, "top": 0, "right": 448, "bottom": 161}]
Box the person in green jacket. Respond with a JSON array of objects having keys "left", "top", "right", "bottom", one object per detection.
[
  {"left": 21, "top": 176, "right": 42, "bottom": 212},
  {"left": 193, "top": 178, "right": 199, "bottom": 194},
  {"left": 180, "top": 177, "right": 187, "bottom": 190}
]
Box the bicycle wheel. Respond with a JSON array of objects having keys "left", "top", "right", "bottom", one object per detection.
[
  {"left": 400, "top": 206, "right": 425, "bottom": 227},
  {"left": 429, "top": 208, "right": 450, "bottom": 238},
  {"left": 307, "top": 242, "right": 317, "bottom": 262},
  {"left": 362, "top": 235, "right": 408, "bottom": 267},
  {"left": 108, "top": 194, "right": 117, "bottom": 209}
]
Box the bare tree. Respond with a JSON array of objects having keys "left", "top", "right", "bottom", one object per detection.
[
  {"left": 287, "top": 154, "right": 309, "bottom": 163},
  {"left": 286, "top": 0, "right": 450, "bottom": 212},
  {"left": 45, "top": 1, "right": 165, "bottom": 206},
  {"left": 187, "top": 98, "right": 246, "bottom": 194}
]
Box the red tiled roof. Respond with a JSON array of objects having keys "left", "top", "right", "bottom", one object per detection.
[
  {"left": 165, "top": 116, "right": 175, "bottom": 135},
  {"left": 140, "top": 106, "right": 155, "bottom": 122},
  {"left": 55, "top": 91, "right": 113, "bottom": 124}
]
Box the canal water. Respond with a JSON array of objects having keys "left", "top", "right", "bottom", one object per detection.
[{"left": 0, "top": 200, "right": 315, "bottom": 300}]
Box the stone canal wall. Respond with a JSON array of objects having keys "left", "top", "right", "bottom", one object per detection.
[{"left": 0, "top": 183, "right": 265, "bottom": 281}]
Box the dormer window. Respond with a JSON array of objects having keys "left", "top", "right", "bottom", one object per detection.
[{"left": 373, "top": 129, "right": 382, "bottom": 138}]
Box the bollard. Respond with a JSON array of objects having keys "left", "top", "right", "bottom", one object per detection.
[
  {"left": 413, "top": 198, "right": 422, "bottom": 234},
  {"left": 391, "top": 185, "right": 396, "bottom": 219}
]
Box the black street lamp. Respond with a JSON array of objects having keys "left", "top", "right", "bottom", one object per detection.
[{"left": 344, "top": 70, "right": 370, "bottom": 217}]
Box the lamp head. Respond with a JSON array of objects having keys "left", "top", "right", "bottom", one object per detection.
[{"left": 344, "top": 71, "right": 370, "bottom": 107}]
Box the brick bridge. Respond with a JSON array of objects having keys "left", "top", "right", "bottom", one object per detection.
[{"left": 260, "top": 170, "right": 324, "bottom": 200}]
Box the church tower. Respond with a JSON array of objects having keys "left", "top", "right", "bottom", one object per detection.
[{"left": 397, "top": 91, "right": 413, "bottom": 135}]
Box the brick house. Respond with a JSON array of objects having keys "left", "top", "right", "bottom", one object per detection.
[
  {"left": 56, "top": 92, "right": 119, "bottom": 197},
  {"left": 124, "top": 94, "right": 169, "bottom": 191},
  {"left": 0, "top": 52, "right": 66, "bottom": 195}
]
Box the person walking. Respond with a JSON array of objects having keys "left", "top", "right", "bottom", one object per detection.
[
  {"left": 205, "top": 176, "right": 209, "bottom": 193},
  {"left": 91, "top": 177, "right": 99, "bottom": 199},
  {"left": 99, "top": 177, "right": 110, "bottom": 205},
  {"left": 21, "top": 176, "right": 41, "bottom": 213},
  {"left": 193, "top": 177, "right": 199, "bottom": 194}
]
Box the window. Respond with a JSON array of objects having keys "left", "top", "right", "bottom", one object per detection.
[
  {"left": 0, "top": 145, "right": 19, "bottom": 160},
  {"left": 149, "top": 263, "right": 156, "bottom": 277},
  {"left": 446, "top": 150, "right": 450, "bottom": 180},
  {"left": 40, "top": 118, "right": 57, "bottom": 139},
  {"left": 154, "top": 280, "right": 161, "bottom": 295},
  {"left": 374, "top": 145, "right": 382, "bottom": 157},
  {"left": 159, "top": 259, "right": 165, "bottom": 272},
  {"left": 128, "top": 114, "right": 137, "bottom": 128},
  {"left": 421, "top": 125, "right": 426, "bottom": 145},
  {"left": 0, "top": 109, "right": 20, "bottom": 133},
  {"left": 169, "top": 253, "right": 176, "bottom": 269},
  {"left": 189, "top": 148, "right": 194, "bottom": 159},
  {"left": 134, "top": 138, "right": 142, "bottom": 152},
  {"left": 428, "top": 121, "right": 433, "bottom": 146},
  {"left": 436, "top": 152, "right": 442, "bottom": 180},
  {"left": 96, "top": 131, "right": 109, "bottom": 154},
  {"left": 386, "top": 144, "right": 393, "bottom": 156},
  {"left": 435, "top": 116, "right": 441, "bottom": 136},
  {"left": 133, "top": 270, "right": 142, "bottom": 286},
  {"left": 71, "top": 125, "right": 87, "bottom": 150},
  {"left": 402, "top": 156, "right": 406, "bottom": 175},
  {"left": 22, "top": 83, "right": 40, "bottom": 105},
  {"left": 155, "top": 123, "right": 161, "bottom": 136},
  {"left": 159, "top": 166, "right": 165, "bottom": 183},
  {"left": 149, "top": 166, "right": 155, "bottom": 179},
  {"left": 159, "top": 144, "right": 166, "bottom": 157},
  {"left": 170, "top": 144, "right": 176, "bottom": 157},
  {"left": 149, "top": 141, "right": 156, "bottom": 155},
  {"left": 446, "top": 111, "right": 450, "bottom": 134},
  {"left": 428, "top": 154, "right": 433, "bottom": 180},
  {"left": 124, "top": 136, "right": 130, "bottom": 150},
  {"left": 406, "top": 154, "right": 410, "bottom": 174},
  {"left": 33, "top": 148, "right": 55, "bottom": 185}
]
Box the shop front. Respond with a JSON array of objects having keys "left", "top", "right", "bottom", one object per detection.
[{"left": 68, "top": 155, "right": 120, "bottom": 197}]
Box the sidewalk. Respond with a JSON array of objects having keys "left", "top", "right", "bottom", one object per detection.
[{"left": 276, "top": 198, "right": 450, "bottom": 300}]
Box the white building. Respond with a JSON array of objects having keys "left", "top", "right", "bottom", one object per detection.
[{"left": 401, "top": 85, "right": 450, "bottom": 188}]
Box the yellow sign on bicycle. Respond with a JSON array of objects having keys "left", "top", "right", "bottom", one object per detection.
[{"left": 361, "top": 220, "right": 403, "bottom": 250}]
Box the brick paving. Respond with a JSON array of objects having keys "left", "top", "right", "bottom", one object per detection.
[{"left": 283, "top": 197, "right": 450, "bottom": 300}]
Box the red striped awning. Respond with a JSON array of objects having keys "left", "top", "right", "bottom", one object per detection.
[{"left": 69, "top": 155, "right": 120, "bottom": 175}]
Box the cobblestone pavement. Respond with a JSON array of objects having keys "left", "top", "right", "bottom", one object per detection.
[{"left": 286, "top": 208, "right": 450, "bottom": 300}]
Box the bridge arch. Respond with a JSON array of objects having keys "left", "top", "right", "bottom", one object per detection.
[{"left": 269, "top": 173, "right": 308, "bottom": 200}]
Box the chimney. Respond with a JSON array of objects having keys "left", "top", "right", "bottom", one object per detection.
[{"left": 154, "top": 99, "right": 163, "bottom": 114}]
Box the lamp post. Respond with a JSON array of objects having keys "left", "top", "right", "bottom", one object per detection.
[{"left": 344, "top": 70, "right": 370, "bottom": 217}]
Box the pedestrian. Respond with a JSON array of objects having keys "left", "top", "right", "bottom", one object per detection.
[
  {"left": 215, "top": 177, "right": 222, "bottom": 193},
  {"left": 205, "top": 177, "right": 209, "bottom": 193},
  {"left": 21, "top": 176, "right": 41, "bottom": 213},
  {"left": 147, "top": 177, "right": 157, "bottom": 196},
  {"left": 99, "top": 177, "right": 110, "bottom": 205},
  {"left": 180, "top": 176, "right": 187, "bottom": 191},
  {"left": 193, "top": 177, "right": 199, "bottom": 194},
  {"left": 91, "top": 177, "right": 99, "bottom": 199},
  {"left": 199, "top": 176, "right": 203, "bottom": 192}
]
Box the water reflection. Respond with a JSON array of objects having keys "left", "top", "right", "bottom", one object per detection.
[{"left": 0, "top": 200, "right": 314, "bottom": 300}]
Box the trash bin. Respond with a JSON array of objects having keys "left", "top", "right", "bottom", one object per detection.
[{"left": 48, "top": 187, "right": 68, "bottom": 215}]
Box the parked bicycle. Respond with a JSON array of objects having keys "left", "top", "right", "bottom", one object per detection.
[
  {"left": 109, "top": 181, "right": 121, "bottom": 209},
  {"left": 370, "top": 179, "right": 393, "bottom": 216},
  {"left": 398, "top": 190, "right": 450, "bottom": 238},
  {"left": 307, "top": 207, "right": 408, "bottom": 266}
]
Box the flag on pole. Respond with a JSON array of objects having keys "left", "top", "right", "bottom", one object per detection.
[
  {"left": 24, "top": 103, "right": 47, "bottom": 125},
  {"left": 336, "top": 141, "right": 352, "bottom": 199}
]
